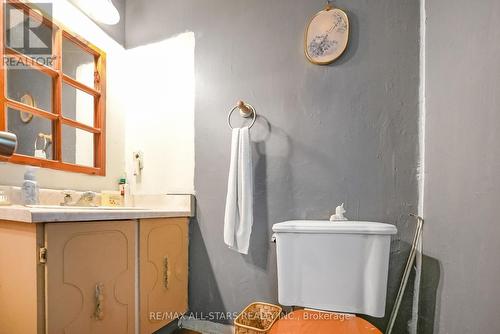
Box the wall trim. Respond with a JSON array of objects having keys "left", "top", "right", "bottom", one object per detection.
[{"left": 410, "top": 0, "right": 427, "bottom": 333}]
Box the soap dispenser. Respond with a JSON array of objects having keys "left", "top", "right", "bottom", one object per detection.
[{"left": 21, "top": 167, "right": 39, "bottom": 205}]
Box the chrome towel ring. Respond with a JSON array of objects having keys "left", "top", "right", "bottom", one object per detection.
[{"left": 227, "top": 100, "right": 257, "bottom": 129}]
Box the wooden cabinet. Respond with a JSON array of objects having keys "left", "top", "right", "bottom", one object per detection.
[
  {"left": 45, "top": 221, "right": 136, "bottom": 334},
  {"left": 0, "top": 217, "right": 189, "bottom": 334},
  {"left": 140, "top": 218, "right": 189, "bottom": 333}
]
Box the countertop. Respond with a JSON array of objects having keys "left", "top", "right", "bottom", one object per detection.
[{"left": 0, "top": 194, "right": 195, "bottom": 223}]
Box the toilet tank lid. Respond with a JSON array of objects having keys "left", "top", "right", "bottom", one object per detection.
[{"left": 272, "top": 220, "right": 397, "bottom": 235}]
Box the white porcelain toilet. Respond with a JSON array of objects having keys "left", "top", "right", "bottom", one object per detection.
[{"left": 271, "top": 220, "right": 397, "bottom": 334}]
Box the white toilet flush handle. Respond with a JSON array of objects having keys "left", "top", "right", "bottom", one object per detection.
[{"left": 330, "top": 203, "right": 348, "bottom": 221}]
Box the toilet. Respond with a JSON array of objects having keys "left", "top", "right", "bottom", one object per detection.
[{"left": 270, "top": 220, "right": 397, "bottom": 334}]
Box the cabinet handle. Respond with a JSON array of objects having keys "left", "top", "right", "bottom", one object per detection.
[
  {"left": 94, "top": 283, "right": 104, "bottom": 320},
  {"left": 163, "top": 256, "right": 169, "bottom": 289}
]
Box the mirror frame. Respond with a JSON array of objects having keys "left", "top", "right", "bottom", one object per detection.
[{"left": 0, "top": 0, "right": 107, "bottom": 175}]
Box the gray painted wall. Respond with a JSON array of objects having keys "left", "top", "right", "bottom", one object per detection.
[
  {"left": 422, "top": 0, "right": 500, "bottom": 333},
  {"left": 126, "top": 0, "right": 420, "bottom": 332}
]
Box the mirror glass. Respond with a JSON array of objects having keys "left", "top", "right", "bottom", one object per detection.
[
  {"left": 4, "top": 33, "right": 99, "bottom": 169},
  {"left": 62, "top": 37, "right": 95, "bottom": 87},
  {"left": 4, "top": 4, "right": 54, "bottom": 67},
  {"left": 6, "top": 108, "right": 53, "bottom": 160},
  {"left": 62, "top": 125, "right": 94, "bottom": 167},
  {"left": 5, "top": 69, "right": 96, "bottom": 166},
  {"left": 62, "top": 82, "right": 95, "bottom": 127},
  {"left": 6, "top": 68, "right": 53, "bottom": 112}
]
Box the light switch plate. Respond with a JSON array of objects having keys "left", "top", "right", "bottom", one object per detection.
[{"left": 133, "top": 151, "right": 144, "bottom": 176}]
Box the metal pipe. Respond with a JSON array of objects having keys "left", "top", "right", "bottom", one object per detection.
[
  {"left": 0, "top": 131, "right": 17, "bottom": 157},
  {"left": 386, "top": 214, "right": 424, "bottom": 334}
]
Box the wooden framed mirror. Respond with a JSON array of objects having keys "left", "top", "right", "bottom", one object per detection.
[{"left": 0, "top": 0, "right": 107, "bottom": 175}]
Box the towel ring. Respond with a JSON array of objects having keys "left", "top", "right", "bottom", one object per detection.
[{"left": 227, "top": 101, "right": 257, "bottom": 129}]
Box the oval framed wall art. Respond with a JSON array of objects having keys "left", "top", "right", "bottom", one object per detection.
[
  {"left": 305, "top": 5, "right": 349, "bottom": 65},
  {"left": 19, "top": 93, "right": 35, "bottom": 123}
]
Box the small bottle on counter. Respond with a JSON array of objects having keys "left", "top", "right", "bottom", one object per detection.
[
  {"left": 21, "top": 167, "right": 39, "bottom": 205},
  {"left": 119, "top": 174, "right": 132, "bottom": 207}
]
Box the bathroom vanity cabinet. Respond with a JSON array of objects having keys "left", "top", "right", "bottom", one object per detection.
[{"left": 0, "top": 217, "right": 189, "bottom": 334}]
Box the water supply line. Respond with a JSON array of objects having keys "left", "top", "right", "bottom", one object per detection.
[{"left": 386, "top": 214, "right": 424, "bottom": 334}]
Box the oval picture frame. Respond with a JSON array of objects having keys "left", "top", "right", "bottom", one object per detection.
[
  {"left": 19, "top": 93, "right": 35, "bottom": 123},
  {"left": 305, "top": 6, "right": 349, "bottom": 65}
]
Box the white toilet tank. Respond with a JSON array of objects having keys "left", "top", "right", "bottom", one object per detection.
[{"left": 273, "top": 220, "right": 397, "bottom": 318}]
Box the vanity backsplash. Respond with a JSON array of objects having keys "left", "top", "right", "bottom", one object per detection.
[
  {"left": 2, "top": 186, "right": 102, "bottom": 207},
  {"left": 0, "top": 185, "right": 195, "bottom": 212}
]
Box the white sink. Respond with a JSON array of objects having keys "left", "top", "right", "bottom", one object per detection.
[{"left": 26, "top": 205, "right": 148, "bottom": 210}]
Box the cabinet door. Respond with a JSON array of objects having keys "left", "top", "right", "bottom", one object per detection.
[
  {"left": 0, "top": 221, "right": 44, "bottom": 334},
  {"left": 140, "top": 218, "right": 189, "bottom": 334},
  {"left": 45, "top": 221, "right": 136, "bottom": 334}
]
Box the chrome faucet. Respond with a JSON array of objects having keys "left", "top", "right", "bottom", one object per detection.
[
  {"left": 61, "top": 190, "right": 97, "bottom": 207},
  {"left": 61, "top": 191, "right": 75, "bottom": 206},
  {"left": 76, "top": 191, "right": 97, "bottom": 207}
]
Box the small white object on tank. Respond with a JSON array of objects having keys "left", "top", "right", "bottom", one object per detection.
[{"left": 330, "top": 203, "right": 348, "bottom": 221}]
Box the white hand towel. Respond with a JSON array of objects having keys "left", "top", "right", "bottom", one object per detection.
[{"left": 224, "top": 126, "right": 253, "bottom": 254}]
